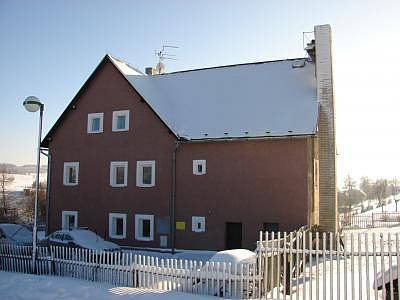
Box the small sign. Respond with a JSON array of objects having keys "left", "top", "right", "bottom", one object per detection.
[{"left": 176, "top": 221, "right": 186, "bottom": 230}]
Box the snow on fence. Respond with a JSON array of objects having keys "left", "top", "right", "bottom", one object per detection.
[
  {"left": 0, "top": 244, "right": 259, "bottom": 299},
  {"left": 340, "top": 212, "right": 400, "bottom": 229},
  {"left": 257, "top": 231, "right": 400, "bottom": 299}
]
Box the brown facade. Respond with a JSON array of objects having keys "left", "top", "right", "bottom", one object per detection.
[{"left": 46, "top": 57, "right": 318, "bottom": 250}]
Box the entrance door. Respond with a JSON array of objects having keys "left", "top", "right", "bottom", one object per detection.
[{"left": 225, "top": 222, "right": 242, "bottom": 249}]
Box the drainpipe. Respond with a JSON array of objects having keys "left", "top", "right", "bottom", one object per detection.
[
  {"left": 171, "top": 140, "right": 180, "bottom": 254},
  {"left": 40, "top": 148, "right": 51, "bottom": 236}
]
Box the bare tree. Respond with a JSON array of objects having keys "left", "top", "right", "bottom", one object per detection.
[
  {"left": 343, "top": 175, "right": 357, "bottom": 215},
  {"left": 389, "top": 178, "right": 399, "bottom": 212},
  {"left": 22, "top": 180, "right": 46, "bottom": 223},
  {"left": 375, "top": 179, "right": 388, "bottom": 212},
  {"left": 0, "top": 164, "right": 15, "bottom": 214}
]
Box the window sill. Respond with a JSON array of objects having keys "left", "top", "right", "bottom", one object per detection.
[
  {"left": 110, "top": 235, "right": 125, "bottom": 239},
  {"left": 87, "top": 130, "right": 103, "bottom": 134},
  {"left": 135, "top": 237, "right": 153, "bottom": 242},
  {"left": 63, "top": 183, "right": 78, "bottom": 186},
  {"left": 112, "top": 128, "right": 129, "bottom": 132},
  {"left": 110, "top": 184, "right": 127, "bottom": 188}
]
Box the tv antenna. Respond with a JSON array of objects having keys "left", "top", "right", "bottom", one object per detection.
[{"left": 154, "top": 43, "right": 179, "bottom": 74}]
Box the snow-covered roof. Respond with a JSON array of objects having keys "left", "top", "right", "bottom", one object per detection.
[
  {"left": 109, "top": 55, "right": 144, "bottom": 76},
  {"left": 117, "top": 57, "right": 318, "bottom": 140}
]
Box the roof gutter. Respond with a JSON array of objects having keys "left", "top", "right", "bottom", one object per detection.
[{"left": 181, "top": 133, "right": 316, "bottom": 143}]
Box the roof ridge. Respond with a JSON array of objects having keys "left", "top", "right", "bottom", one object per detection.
[{"left": 162, "top": 57, "right": 309, "bottom": 75}]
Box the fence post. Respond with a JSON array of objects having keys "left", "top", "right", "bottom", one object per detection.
[{"left": 372, "top": 213, "right": 375, "bottom": 227}]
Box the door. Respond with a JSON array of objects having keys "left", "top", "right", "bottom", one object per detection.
[{"left": 225, "top": 222, "right": 242, "bottom": 249}]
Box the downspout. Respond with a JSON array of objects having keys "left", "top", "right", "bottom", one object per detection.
[
  {"left": 40, "top": 148, "right": 51, "bottom": 236},
  {"left": 171, "top": 140, "right": 180, "bottom": 254}
]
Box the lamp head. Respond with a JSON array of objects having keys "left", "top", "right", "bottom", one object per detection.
[{"left": 23, "top": 96, "right": 43, "bottom": 112}]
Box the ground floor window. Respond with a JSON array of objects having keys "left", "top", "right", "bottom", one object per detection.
[
  {"left": 263, "top": 222, "right": 279, "bottom": 234},
  {"left": 109, "top": 213, "right": 126, "bottom": 239},
  {"left": 135, "top": 214, "right": 154, "bottom": 241},
  {"left": 62, "top": 211, "right": 78, "bottom": 230}
]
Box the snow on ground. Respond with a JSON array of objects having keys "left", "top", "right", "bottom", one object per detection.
[
  {"left": 7, "top": 173, "right": 36, "bottom": 192},
  {"left": 267, "top": 226, "right": 400, "bottom": 299},
  {"left": 359, "top": 198, "right": 400, "bottom": 215},
  {"left": 0, "top": 271, "right": 216, "bottom": 300}
]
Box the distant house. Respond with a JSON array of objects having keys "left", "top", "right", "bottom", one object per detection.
[{"left": 41, "top": 24, "right": 337, "bottom": 250}]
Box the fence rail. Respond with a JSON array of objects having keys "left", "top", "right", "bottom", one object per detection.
[
  {"left": 340, "top": 212, "right": 400, "bottom": 229},
  {"left": 0, "top": 244, "right": 258, "bottom": 299}
]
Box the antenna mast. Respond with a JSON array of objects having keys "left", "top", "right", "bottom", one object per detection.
[{"left": 154, "top": 43, "right": 178, "bottom": 74}]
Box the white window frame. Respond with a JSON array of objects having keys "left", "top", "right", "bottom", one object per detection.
[
  {"left": 136, "top": 160, "right": 155, "bottom": 187},
  {"left": 193, "top": 160, "right": 206, "bottom": 175},
  {"left": 112, "top": 110, "right": 130, "bottom": 132},
  {"left": 63, "top": 162, "right": 79, "bottom": 186},
  {"left": 110, "top": 161, "right": 128, "bottom": 187},
  {"left": 62, "top": 211, "right": 78, "bottom": 230},
  {"left": 135, "top": 214, "right": 154, "bottom": 241},
  {"left": 192, "top": 216, "right": 206, "bottom": 232},
  {"left": 87, "top": 112, "right": 104, "bottom": 134},
  {"left": 108, "top": 213, "right": 127, "bottom": 239}
]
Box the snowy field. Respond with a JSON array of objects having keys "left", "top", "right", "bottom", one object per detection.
[
  {"left": 7, "top": 173, "right": 36, "bottom": 192},
  {"left": 0, "top": 271, "right": 216, "bottom": 300}
]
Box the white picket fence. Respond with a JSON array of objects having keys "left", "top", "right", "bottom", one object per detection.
[
  {"left": 257, "top": 230, "right": 400, "bottom": 299},
  {"left": 0, "top": 244, "right": 259, "bottom": 299}
]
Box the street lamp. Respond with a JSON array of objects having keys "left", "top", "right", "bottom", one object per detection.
[{"left": 23, "top": 96, "right": 44, "bottom": 273}]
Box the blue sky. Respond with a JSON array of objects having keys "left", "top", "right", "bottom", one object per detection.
[{"left": 1, "top": 0, "right": 400, "bottom": 184}]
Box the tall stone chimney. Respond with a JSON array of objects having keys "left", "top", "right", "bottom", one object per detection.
[{"left": 315, "top": 24, "right": 338, "bottom": 233}]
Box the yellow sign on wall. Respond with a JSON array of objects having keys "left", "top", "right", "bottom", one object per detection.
[{"left": 176, "top": 221, "right": 186, "bottom": 230}]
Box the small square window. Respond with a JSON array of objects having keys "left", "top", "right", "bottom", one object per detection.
[
  {"left": 135, "top": 214, "right": 154, "bottom": 241},
  {"left": 112, "top": 110, "right": 130, "bottom": 132},
  {"left": 109, "top": 213, "right": 126, "bottom": 239},
  {"left": 63, "top": 162, "right": 79, "bottom": 186},
  {"left": 193, "top": 160, "right": 206, "bottom": 175},
  {"left": 192, "top": 216, "right": 205, "bottom": 232},
  {"left": 110, "top": 161, "right": 128, "bottom": 187},
  {"left": 62, "top": 211, "right": 78, "bottom": 230},
  {"left": 136, "top": 161, "right": 155, "bottom": 187},
  {"left": 87, "top": 113, "right": 104, "bottom": 134}
]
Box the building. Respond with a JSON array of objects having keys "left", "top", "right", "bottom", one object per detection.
[{"left": 41, "top": 25, "right": 337, "bottom": 250}]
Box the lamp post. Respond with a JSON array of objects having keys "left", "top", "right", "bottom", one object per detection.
[{"left": 23, "top": 96, "right": 44, "bottom": 273}]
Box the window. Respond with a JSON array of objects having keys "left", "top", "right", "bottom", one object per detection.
[
  {"left": 63, "top": 162, "right": 79, "bottom": 186},
  {"left": 192, "top": 216, "right": 206, "bottom": 232},
  {"left": 193, "top": 160, "right": 206, "bottom": 175},
  {"left": 109, "top": 213, "right": 126, "bottom": 239},
  {"left": 110, "top": 161, "right": 128, "bottom": 187},
  {"left": 112, "top": 110, "right": 130, "bottom": 132},
  {"left": 262, "top": 222, "right": 279, "bottom": 233},
  {"left": 62, "top": 211, "right": 78, "bottom": 230},
  {"left": 136, "top": 161, "right": 155, "bottom": 187},
  {"left": 135, "top": 214, "right": 154, "bottom": 241},
  {"left": 87, "top": 113, "right": 104, "bottom": 133}
]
